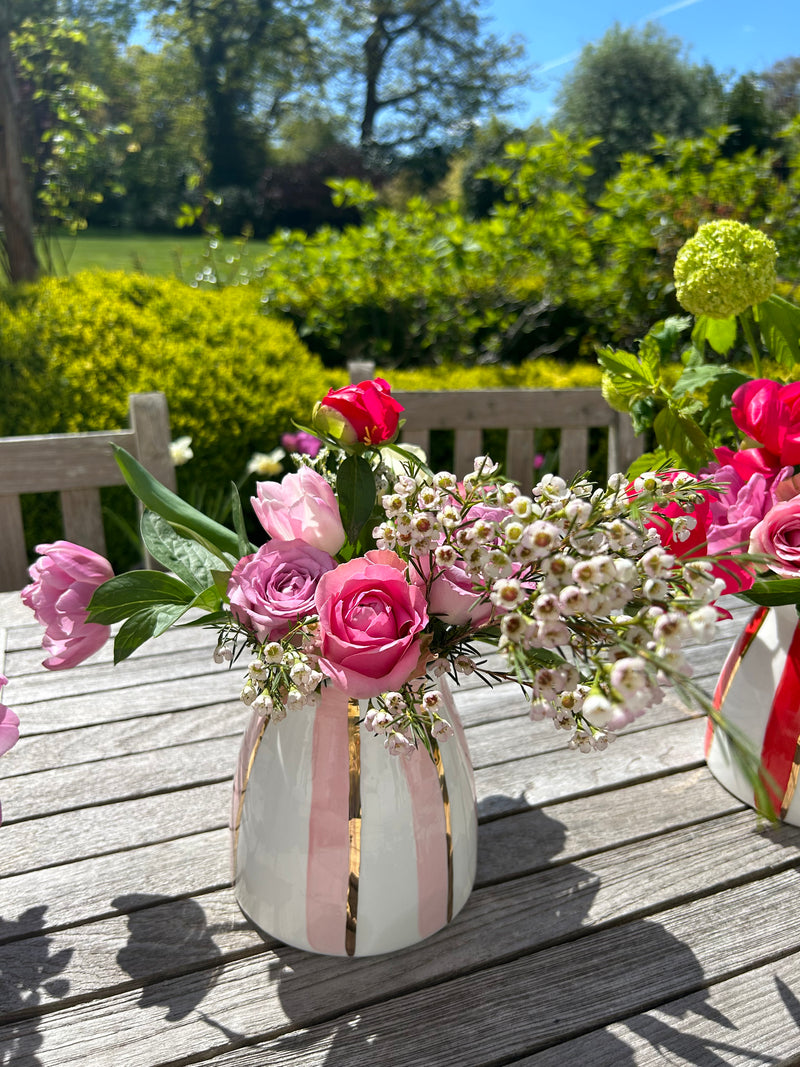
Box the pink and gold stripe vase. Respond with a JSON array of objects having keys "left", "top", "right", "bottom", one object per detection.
[
  {"left": 230, "top": 678, "right": 478, "bottom": 956},
  {"left": 706, "top": 602, "right": 800, "bottom": 825}
]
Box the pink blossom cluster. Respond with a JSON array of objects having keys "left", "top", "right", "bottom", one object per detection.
[
  {"left": 222, "top": 443, "right": 726, "bottom": 755},
  {"left": 699, "top": 379, "right": 800, "bottom": 579}
]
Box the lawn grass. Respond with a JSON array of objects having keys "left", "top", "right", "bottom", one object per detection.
[{"left": 38, "top": 230, "right": 272, "bottom": 280}]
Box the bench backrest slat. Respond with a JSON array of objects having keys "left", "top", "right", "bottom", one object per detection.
[{"left": 0, "top": 392, "right": 176, "bottom": 591}]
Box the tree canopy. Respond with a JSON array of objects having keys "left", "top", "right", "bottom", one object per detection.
[{"left": 554, "top": 23, "right": 725, "bottom": 191}]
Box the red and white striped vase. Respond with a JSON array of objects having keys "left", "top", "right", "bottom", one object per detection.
[
  {"left": 230, "top": 678, "right": 477, "bottom": 957},
  {"left": 706, "top": 602, "right": 800, "bottom": 825}
]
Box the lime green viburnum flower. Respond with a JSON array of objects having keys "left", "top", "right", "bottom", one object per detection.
[{"left": 673, "top": 219, "right": 778, "bottom": 319}]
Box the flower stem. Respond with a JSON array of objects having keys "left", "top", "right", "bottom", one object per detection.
[{"left": 740, "top": 309, "right": 763, "bottom": 378}]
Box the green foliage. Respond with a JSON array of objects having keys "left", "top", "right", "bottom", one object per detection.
[
  {"left": 0, "top": 269, "right": 333, "bottom": 492},
  {"left": 256, "top": 185, "right": 572, "bottom": 367},
  {"left": 554, "top": 22, "right": 725, "bottom": 191}
]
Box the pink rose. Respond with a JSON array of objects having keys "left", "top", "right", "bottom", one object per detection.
[
  {"left": 314, "top": 550, "right": 428, "bottom": 697},
  {"left": 731, "top": 379, "right": 800, "bottom": 465},
  {"left": 313, "top": 378, "right": 404, "bottom": 446},
  {"left": 21, "top": 541, "right": 114, "bottom": 670},
  {"left": 281, "top": 430, "right": 322, "bottom": 458},
  {"left": 750, "top": 499, "right": 800, "bottom": 577},
  {"left": 228, "top": 539, "right": 336, "bottom": 641},
  {"left": 414, "top": 557, "right": 493, "bottom": 627},
  {"left": 251, "top": 466, "right": 346, "bottom": 555}
]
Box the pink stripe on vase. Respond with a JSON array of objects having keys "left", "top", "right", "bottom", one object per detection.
[
  {"left": 401, "top": 743, "right": 449, "bottom": 940},
  {"left": 306, "top": 686, "right": 351, "bottom": 954}
]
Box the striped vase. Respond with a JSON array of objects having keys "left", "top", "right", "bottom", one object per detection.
[
  {"left": 230, "top": 678, "right": 477, "bottom": 956},
  {"left": 706, "top": 602, "right": 800, "bottom": 825}
]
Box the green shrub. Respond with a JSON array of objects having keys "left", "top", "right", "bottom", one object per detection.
[
  {"left": 0, "top": 270, "right": 342, "bottom": 566},
  {"left": 0, "top": 270, "right": 336, "bottom": 484}
]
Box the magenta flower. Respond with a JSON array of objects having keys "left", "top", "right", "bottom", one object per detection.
[
  {"left": 251, "top": 466, "right": 346, "bottom": 555},
  {"left": 228, "top": 539, "right": 336, "bottom": 642},
  {"left": 414, "top": 556, "right": 494, "bottom": 627},
  {"left": 281, "top": 430, "right": 322, "bottom": 458},
  {"left": 731, "top": 379, "right": 800, "bottom": 465},
  {"left": 315, "top": 550, "right": 429, "bottom": 698},
  {"left": 21, "top": 541, "right": 114, "bottom": 670}
]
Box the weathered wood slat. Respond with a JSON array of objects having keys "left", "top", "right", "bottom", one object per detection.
[
  {"left": 5, "top": 852, "right": 799, "bottom": 1067},
  {"left": 192, "top": 870, "right": 800, "bottom": 1067},
  {"left": 3, "top": 702, "right": 248, "bottom": 778},
  {"left": 517, "top": 950, "right": 800, "bottom": 1064},
  {"left": 0, "top": 393, "right": 176, "bottom": 591},
  {"left": 392, "top": 387, "right": 644, "bottom": 481}
]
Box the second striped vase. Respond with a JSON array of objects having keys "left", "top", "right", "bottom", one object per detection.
[
  {"left": 706, "top": 602, "right": 800, "bottom": 825},
  {"left": 230, "top": 677, "right": 477, "bottom": 957}
]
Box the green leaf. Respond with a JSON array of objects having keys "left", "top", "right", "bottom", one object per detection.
[
  {"left": 671, "top": 365, "right": 748, "bottom": 399},
  {"left": 652, "top": 406, "right": 715, "bottom": 468},
  {"left": 112, "top": 603, "right": 191, "bottom": 663},
  {"left": 140, "top": 511, "right": 219, "bottom": 593},
  {"left": 626, "top": 449, "right": 670, "bottom": 479},
  {"left": 112, "top": 446, "right": 241, "bottom": 558},
  {"left": 381, "top": 442, "right": 433, "bottom": 476},
  {"left": 692, "top": 314, "right": 737, "bottom": 355},
  {"left": 336, "top": 453, "right": 377, "bottom": 547},
  {"left": 87, "top": 570, "right": 194, "bottom": 625},
  {"left": 229, "top": 482, "right": 251, "bottom": 558},
  {"left": 740, "top": 577, "right": 800, "bottom": 607},
  {"left": 597, "top": 346, "right": 657, "bottom": 387},
  {"left": 755, "top": 295, "right": 800, "bottom": 369}
]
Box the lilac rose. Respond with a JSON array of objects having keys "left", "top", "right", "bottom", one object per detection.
[{"left": 228, "top": 539, "right": 336, "bottom": 642}]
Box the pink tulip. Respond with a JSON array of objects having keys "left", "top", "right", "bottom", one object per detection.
[
  {"left": 228, "top": 539, "right": 336, "bottom": 642},
  {"left": 315, "top": 550, "right": 429, "bottom": 697},
  {"left": 0, "top": 676, "right": 19, "bottom": 758},
  {"left": 251, "top": 466, "right": 346, "bottom": 555},
  {"left": 731, "top": 379, "right": 800, "bottom": 465},
  {"left": 21, "top": 541, "right": 114, "bottom": 670},
  {"left": 750, "top": 498, "right": 800, "bottom": 577}
]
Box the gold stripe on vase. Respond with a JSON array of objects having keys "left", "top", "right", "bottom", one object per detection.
[
  {"left": 231, "top": 715, "right": 270, "bottom": 872},
  {"left": 431, "top": 739, "right": 454, "bottom": 922},
  {"left": 345, "top": 698, "right": 362, "bottom": 957},
  {"left": 781, "top": 736, "right": 800, "bottom": 819}
]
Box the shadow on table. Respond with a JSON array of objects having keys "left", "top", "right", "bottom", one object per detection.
[
  {"left": 264, "top": 800, "right": 787, "bottom": 1067},
  {"left": 112, "top": 894, "right": 227, "bottom": 1023},
  {"left": 0, "top": 906, "right": 73, "bottom": 1067}
]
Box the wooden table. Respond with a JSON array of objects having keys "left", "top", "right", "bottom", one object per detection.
[{"left": 3, "top": 591, "right": 800, "bottom": 1066}]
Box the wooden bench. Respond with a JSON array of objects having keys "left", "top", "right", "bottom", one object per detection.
[
  {"left": 392, "top": 387, "right": 642, "bottom": 484},
  {"left": 0, "top": 392, "right": 176, "bottom": 591},
  {"left": 346, "top": 362, "right": 642, "bottom": 484}
]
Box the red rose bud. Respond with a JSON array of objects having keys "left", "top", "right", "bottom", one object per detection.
[{"left": 313, "top": 378, "right": 404, "bottom": 446}]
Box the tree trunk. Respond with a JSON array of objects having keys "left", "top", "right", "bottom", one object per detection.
[
  {"left": 0, "top": 28, "right": 38, "bottom": 283},
  {"left": 360, "top": 14, "right": 386, "bottom": 147}
]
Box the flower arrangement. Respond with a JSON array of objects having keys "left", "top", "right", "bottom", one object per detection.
[
  {"left": 600, "top": 219, "right": 800, "bottom": 608},
  {"left": 11, "top": 376, "right": 751, "bottom": 779}
]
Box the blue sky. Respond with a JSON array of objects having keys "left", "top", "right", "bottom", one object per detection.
[{"left": 487, "top": 0, "right": 800, "bottom": 125}]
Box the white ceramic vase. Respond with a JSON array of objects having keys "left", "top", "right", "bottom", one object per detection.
[
  {"left": 706, "top": 602, "right": 800, "bottom": 825},
  {"left": 230, "top": 678, "right": 477, "bottom": 956}
]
